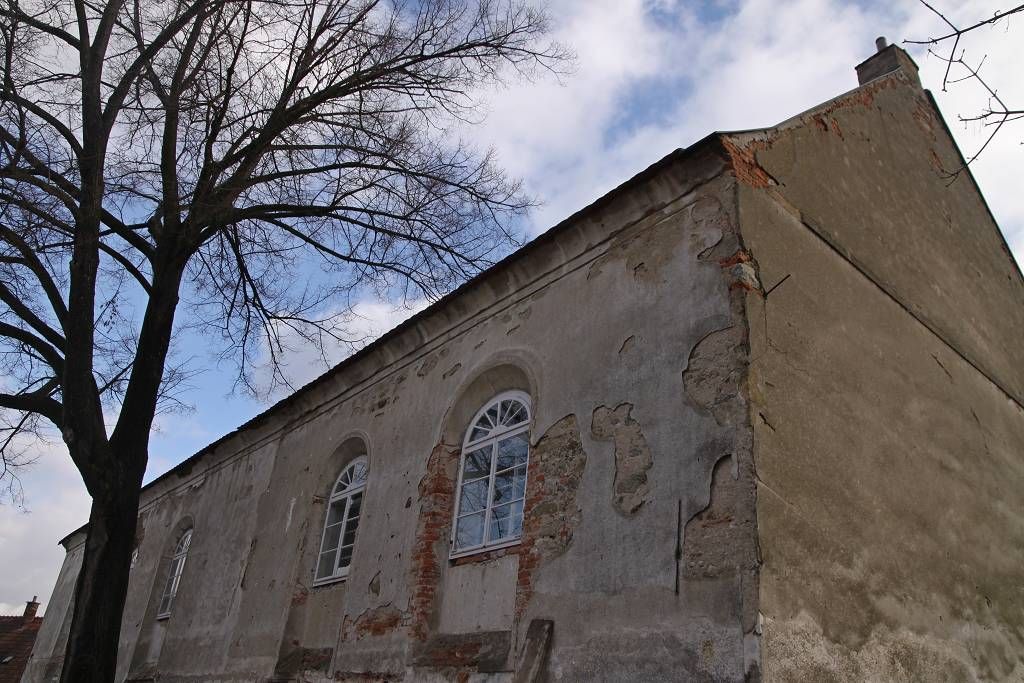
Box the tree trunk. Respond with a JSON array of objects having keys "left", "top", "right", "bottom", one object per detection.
[
  {"left": 59, "top": 254, "right": 185, "bottom": 682},
  {"left": 61, "top": 455, "right": 144, "bottom": 683}
]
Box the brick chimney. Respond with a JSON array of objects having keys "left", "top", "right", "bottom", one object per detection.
[
  {"left": 855, "top": 37, "right": 921, "bottom": 87},
  {"left": 23, "top": 596, "right": 39, "bottom": 620}
]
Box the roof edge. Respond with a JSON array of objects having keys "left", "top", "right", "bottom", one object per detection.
[{"left": 58, "top": 133, "right": 733, "bottom": 545}]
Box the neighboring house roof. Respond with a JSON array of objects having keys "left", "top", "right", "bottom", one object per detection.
[{"left": 0, "top": 615, "right": 43, "bottom": 683}]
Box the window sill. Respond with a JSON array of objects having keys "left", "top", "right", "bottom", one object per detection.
[
  {"left": 155, "top": 613, "right": 170, "bottom": 621},
  {"left": 449, "top": 537, "right": 521, "bottom": 561},
  {"left": 312, "top": 573, "right": 349, "bottom": 588}
]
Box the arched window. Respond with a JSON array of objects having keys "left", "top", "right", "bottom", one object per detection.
[
  {"left": 451, "top": 392, "right": 531, "bottom": 557},
  {"left": 157, "top": 529, "right": 192, "bottom": 619},
  {"left": 314, "top": 457, "right": 368, "bottom": 584}
]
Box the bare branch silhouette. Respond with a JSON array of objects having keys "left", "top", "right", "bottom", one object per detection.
[
  {"left": 906, "top": 1, "right": 1024, "bottom": 176},
  {"left": 0, "top": 0, "right": 568, "bottom": 678}
]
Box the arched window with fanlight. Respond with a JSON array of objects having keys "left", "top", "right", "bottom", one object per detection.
[
  {"left": 314, "top": 457, "right": 368, "bottom": 584},
  {"left": 156, "top": 529, "right": 192, "bottom": 619},
  {"left": 451, "top": 391, "right": 531, "bottom": 557}
]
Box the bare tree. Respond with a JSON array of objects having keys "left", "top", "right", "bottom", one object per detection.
[
  {"left": 0, "top": 0, "right": 565, "bottom": 679},
  {"left": 906, "top": 1, "right": 1024, "bottom": 172}
]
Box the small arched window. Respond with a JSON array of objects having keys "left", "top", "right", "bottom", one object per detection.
[
  {"left": 451, "top": 392, "right": 531, "bottom": 557},
  {"left": 314, "top": 457, "right": 368, "bottom": 584},
  {"left": 157, "top": 529, "right": 192, "bottom": 619}
]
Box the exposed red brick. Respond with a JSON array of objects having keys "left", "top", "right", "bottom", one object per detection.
[
  {"left": 340, "top": 605, "right": 405, "bottom": 642},
  {"left": 408, "top": 442, "right": 459, "bottom": 641},
  {"left": 829, "top": 117, "right": 845, "bottom": 140},
  {"left": 721, "top": 137, "right": 775, "bottom": 189},
  {"left": 718, "top": 250, "right": 752, "bottom": 268},
  {"left": 450, "top": 546, "right": 514, "bottom": 566},
  {"left": 722, "top": 76, "right": 906, "bottom": 191},
  {"left": 515, "top": 415, "right": 586, "bottom": 619},
  {"left": 405, "top": 421, "right": 586, "bottom": 640}
]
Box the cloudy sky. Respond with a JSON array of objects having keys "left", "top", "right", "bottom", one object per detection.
[{"left": 2, "top": 0, "right": 1022, "bottom": 615}]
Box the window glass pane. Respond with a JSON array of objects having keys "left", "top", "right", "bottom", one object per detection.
[
  {"left": 458, "top": 478, "right": 489, "bottom": 514},
  {"left": 342, "top": 525, "right": 358, "bottom": 548},
  {"left": 462, "top": 447, "right": 491, "bottom": 480},
  {"left": 335, "top": 459, "right": 368, "bottom": 495},
  {"left": 158, "top": 592, "right": 172, "bottom": 616},
  {"left": 326, "top": 499, "right": 346, "bottom": 525},
  {"left": 485, "top": 405, "right": 500, "bottom": 426},
  {"left": 175, "top": 530, "right": 192, "bottom": 555},
  {"left": 337, "top": 545, "right": 353, "bottom": 569},
  {"left": 322, "top": 520, "right": 343, "bottom": 553},
  {"left": 158, "top": 554, "right": 182, "bottom": 615},
  {"left": 455, "top": 511, "right": 485, "bottom": 550},
  {"left": 501, "top": 400, "right": 527, "bottom": 426},
  {"left": 496, "top": 433, "right": 529, "bottom": 470},
  {"left": 316, "top": 551, "right": 336, "bottom": 579},
  {"left": 489, "top": 500, "right": 524, "bottom": 541},
  {"left": 347, "top": 492, "right": 362, "bottom": 519},
  {"left": 351, "top": 460, "right": 368, "bottom": 486},
  {"left": 493, "top": 465, "right": 527, "bottom": 505},
  {"left": 169, "top": 555, "right": 183, "bottom": 586}
]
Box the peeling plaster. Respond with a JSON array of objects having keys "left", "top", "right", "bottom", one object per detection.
[
  {"left": 683, "top": 326, "right": 747, "bottom": 426},
  {"left": 590, "top": 404, "right": 654, "bottom": 515}
]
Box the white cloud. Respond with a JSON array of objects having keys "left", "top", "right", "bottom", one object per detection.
[
  {"left": 0, "top": 601, "right": 26, "bottom": 615},
  {"left": 462, "top": 0, "right": 1023, "bottom": 267},
  {"left": 257, "top": 298, "right": 429, "bottom": 397},
  {"left": 0, "top": 440, "right": 91, "bottom": 616}
]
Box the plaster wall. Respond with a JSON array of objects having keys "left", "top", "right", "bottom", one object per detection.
[
  {"left": 21, "top": 541, "right": 83, "bottom": 682},
  {"left": 27, "top": 146, "right": 760, "bottom": 682},
  {"left": 735, "top": 69, "right": 1024, "bottom": 680}
]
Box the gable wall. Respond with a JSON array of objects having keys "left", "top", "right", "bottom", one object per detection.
[{"left": 735, "top": 67, "right": 1024, "bottom": 680}]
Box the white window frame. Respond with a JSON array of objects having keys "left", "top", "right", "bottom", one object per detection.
[
  {"left": 313, "top": 456, "right": 368, "bottom": 586},
  {"left": 156, "top": 529, "right": 191, "bottom": 620},
  {"left": 450, "top": 391, "right": 532, "bottom": 559}
]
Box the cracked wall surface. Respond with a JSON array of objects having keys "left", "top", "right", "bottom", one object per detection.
[
  {"left": 27, "top": 142, "right": 761, "bottom": 683},
  {"left": 733, "top": 62, "right": 1024, "bottom": 681},
  {"left": 24, "top": 49, "right": 1023, "bottom": 683}
]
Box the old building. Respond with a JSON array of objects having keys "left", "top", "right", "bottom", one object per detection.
[{"left": 25, "top": 43, "right": 1024, "bottom": 681}]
